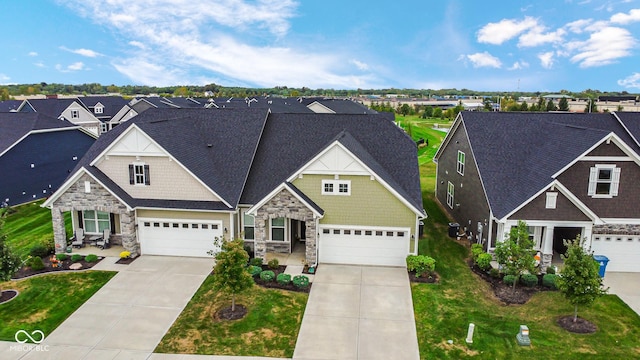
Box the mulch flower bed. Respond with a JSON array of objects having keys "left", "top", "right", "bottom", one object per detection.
[
  {"left": 557, "top": 316, "right": 597, "bottom": 333},
  {"left": 115, "top": 257, "right": 137, "bottom": 265},
  {"left": 0, "top": 289, "right": 18, "bottom": 304},
  {"left": 408, "top": 270, "right": 440, "bottom": 284},
  {"left": 12, "top": 255, "right": 103, "bottom": 279},
  {"left": 215, "top": 304, "right": 248, "bottom": 321},
  {"left": 468, "top": 259, "right": 554, "bottom": 305},
  {"left": 252, "top": 264, "right": 311, "bottom": 293}
]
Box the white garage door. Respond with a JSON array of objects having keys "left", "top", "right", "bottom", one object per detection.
[
  {"left": 138, "top": 218, "right": 223, "bottom": 257},
  {"left": 318, "top": 225, "right": 410, "bottom": 266},
  {"left": 591, "top": 234, "right": 640, "bottom": 272}
]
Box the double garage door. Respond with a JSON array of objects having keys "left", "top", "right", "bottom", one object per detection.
[
  {"left": 318, "top": 225, "right": 410, "bottom": 266},
  {"left": 138, "top": 218, "right": 223, "bottom": 257},
  {"left": 591, "top": 234, "right": 640, "bottom": 272}
]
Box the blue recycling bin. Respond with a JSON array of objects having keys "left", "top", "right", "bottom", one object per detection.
[{"left": 593, "top": 255, "right": 609, "bottom": 278}]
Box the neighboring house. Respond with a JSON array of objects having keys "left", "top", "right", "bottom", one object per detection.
[
  {"left": 43, "top": 108, "right": 425, "bottom": 266},
  {"left": 17, "top": 98, "right": 102, "bottom": 136},
  {"left": 434, "top": 111, "right": 640, "bottom": 272},
  {"left": 77, "top": 96, "right": 129, "bottom": 133},
  {"left": 0, "top": 100, "right": 22, "bottom": 112},
  {"left": 0, "top": 112, "right": 96, "bottom": 206}
]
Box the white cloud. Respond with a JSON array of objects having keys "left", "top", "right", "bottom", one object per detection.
[
  {"left": 538, "top": 52, "right": 555, "bottom": 69},
  {"left": 564, "top": 19, "right": 593, "bottom": 34},
  {"left": 58, "top": 0, "right": 380, "bottom": 88},
  {"left": 477, "top": 16, "right": 539, "bottom": 45},
  {"left": 60, "top": 46, "right": 103, "bottom": 57},
  {"left": 610, "top": 8, "right": 640, "bottom": 24},
  {"left": 618, "top": 72, "right": 640, "bottom": 88},
  {"left": 464, "top": 52, "right": 502, "bottom": 68},
  {"left": 34, "top": 62, "right": 45, "bottom": 68},
  {"left": 518, "top": 27, "right": 566, "bottom": 47},
  {"left": 0, "top": 73, "right": 10, "bottom": 82},
  {"left": 28, "top": 51, "right": 38, "bottom": 57},
  {"left": 350, "top": 59, "right": 369, "bottom": 71},
  {"left": 56, "top": 62, "right": 85, "bottom": 72},
  {"left": 568, "top": 27, "right": 635, "bottom": 67},
  {"left": 508, "top": 60, "right": 530, "bottom": 70}
]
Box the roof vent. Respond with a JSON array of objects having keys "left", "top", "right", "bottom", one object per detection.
[{"left": 207, "top": 144, "right": 213, "bottom": 148}]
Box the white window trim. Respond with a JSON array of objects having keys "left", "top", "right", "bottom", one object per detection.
[
  {"left": 322, "top": 179, "right": 351, "bottom": 196},
  {"left": 271, "top": 217, "right": 286, "bottom": 241},
  {"left": 457, "top": 150, "right": 465, "bottom": 176},
  {"left": 133, "top": 162, "right": 147, "bottom": 186},
  {"left": 94, "top": 106, "right": 104, "bottom": 114},
  {"left": 588, "top": 164, "right": 620, "bottom": 198},
  {"left": 70, "top": 109, "right": 80, "bottom": 119},
  {"left": 447, "top": 181, "right": 454, "bottom": 209},
  {"left": 545, "top": 192, "right": 558, "bottom": 209},
  {"left": 82, "top": 210, "right": 110, "bottom": 234},
  {"left": 243, "top": 212, "right": 255, "bottom": 240}
]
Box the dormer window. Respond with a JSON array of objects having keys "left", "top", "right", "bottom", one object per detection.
[
  {"left": 70, "top": 109, "right": 80, "bottom": 119},
  {"left": 94, "top": 106, "right": 103, "bottom": 114},
  {"left": 588, "top": 164, "right": 620, "bottom": 198},
  {"left": 129, "top": 163, "right": 150, "bottom": 185}
]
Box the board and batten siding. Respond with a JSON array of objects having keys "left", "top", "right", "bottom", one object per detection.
[
  {"left": 292, "top": 174, "right": 416, "bottom": 230},
  {"left": 96, "top": 156, "right": 220, "bottom": 202}
]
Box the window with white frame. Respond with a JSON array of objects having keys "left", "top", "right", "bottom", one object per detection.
[
  {"left": 70, "top": 109, "right": 79, "bottom": 119},
  {"left": 94, "top": 106, "right": 103, "bottom": 114},
  {"left": 129, "top": 163, "right": 150, "bottom": 185},
  {"left": 271, "top": 217, "right": 285, "bottom": 241},
  {"left": 447, "top": 181, "right": 454, "bottom": 209},
  {"left": 100, "top": 123, "right": 108, "bottom": 133},
  {"left": 243, "top": 213, "right": 255, "bottom": 240},
  {"left": 545, "top": 192, "right": 558, "bottom": 209},
  {"left": 457, "top": 151, "right": 465, "bottom": 175},
  {"left": 588, "top": 164, "right": 620, "bottom": 197},
  {"left": 322, "top": 179, "right": 351, "bottom": 195},
  {"left": 83, "top": 210, "right": 110, "bottom": 233}
]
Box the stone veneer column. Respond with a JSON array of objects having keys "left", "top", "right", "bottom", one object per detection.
[
  {"left": 52, "top": 208, "right": 67, "bottom": 254},
  {"left": 120, "top": 211, "right": 139, "bottom": 256},
  {"left": 254, "top": 218, "right": 267, "bottom": 261},
  {"left": 305, "top": 219, "right": 317, "bottom": 265}
]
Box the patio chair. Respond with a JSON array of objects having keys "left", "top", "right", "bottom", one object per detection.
[
  {"left": 96, "top": 229, "right": 111, "bottom": 249},
  {"left": 71, "top": 228, "right": 85, "bottom": 248}
]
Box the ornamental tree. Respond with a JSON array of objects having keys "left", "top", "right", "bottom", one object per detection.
[
  {"left": 494, "top": 220, "right": 536, "bottom": 292},
  {"left": 556, "top": 237, "right": 607, "bottom": 323},
  {"left": 0, "top": 220, "right": 21, "bottom": 287},
  {"left": 211, "top": 238, "right": 254, "bottom": 312}
]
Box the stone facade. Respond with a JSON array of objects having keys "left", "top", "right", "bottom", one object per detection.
[
  {"left": 50, "top": 173, "right": 139, "bottom": 256},
  {"left": 253, "top": 188, "right": 318, "bottom": 265},
  {"left": 593, "top": 224, "right": 640, "bottom": 235}
]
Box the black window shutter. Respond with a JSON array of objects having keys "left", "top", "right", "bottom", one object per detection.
[
  {"left": 110, "top": 213, "right": 116, "bottom": 233},
  {"left": 144, "top": 164, "right": 150, "bottom": 185},
  {"left": 77, "top": 211, "right": 83, "bottom": 229},
  {"left": 128, "top": 164, "right": 134, "bottom": 184}
]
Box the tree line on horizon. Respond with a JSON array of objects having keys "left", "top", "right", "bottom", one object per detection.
[{"left": 0, "top": 82, "right": 637, "bottom": 101}]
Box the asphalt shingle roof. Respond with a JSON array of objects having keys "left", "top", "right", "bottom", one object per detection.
[{"left": 0, "top": 112, "right": 76, "bottom": 154}]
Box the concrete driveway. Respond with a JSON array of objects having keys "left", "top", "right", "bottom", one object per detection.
[
  {"left": 603, "top": 272, "right": 640, "bottom": 316},
  {"left": 12, "top": 256, "right": 212, "bottom": 360},
  {"left": 293, "top": 265, "right": 419, "bottom": 360}
]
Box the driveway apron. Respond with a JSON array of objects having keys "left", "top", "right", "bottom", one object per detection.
[
  {"left": 17, "top": 256, "right": 212, "bottom": 360},
  {"left": 293, "top": 265, "right": 419, "bottom": 360},
  {"left": 603, "top": 272, "right": 640, "bottom": 317}
]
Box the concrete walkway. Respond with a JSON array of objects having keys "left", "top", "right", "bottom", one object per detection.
[
  {"left": 4, "top": 256, "right": 213, "bottom": 360},
  {"left": 603, "top": 272, "right": 640, "bottom": 316},
  {"left": 293, "top": 265, "right": 419, "bottom": 360}
]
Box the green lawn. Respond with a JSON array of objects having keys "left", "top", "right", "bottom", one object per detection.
[
  {"left": 1, "top": 200, "right": 72, "bottom": 259},
  {"left": 155, "top": 277, "right": 308, "bottom": 358},
  {"left": 0, "top": 271, "right": 117, "bottom": 342}
]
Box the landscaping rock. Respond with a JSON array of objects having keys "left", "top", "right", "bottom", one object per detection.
[{"left": 69, "top": 263, "right": 83, "bottom": 270}]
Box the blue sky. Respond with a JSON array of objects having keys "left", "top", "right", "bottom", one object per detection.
[{"left": 0, "top": 0, "right": 639, "bottom": 91}]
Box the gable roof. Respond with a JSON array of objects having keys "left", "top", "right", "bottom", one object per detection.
[
  {"left": 457, "top": 111, "right": 637, "bottom": 219},
  {"left": 77, "top": 96, "right": 129, "bottom": 119},
  {"left": 19, "top": 98, "right": 82, "bottom": 118},
  {"left": 0, "top": 100, "right": 22, "bottom": 112},
  {"left": 0, "top": 112, "right": 79, "bottom": 155},
  {"left": 240, "top": 113, "right": 423, "bottom": 213},
  {"left": 613, "top": 112, "right": 640, "bottom": 148}
]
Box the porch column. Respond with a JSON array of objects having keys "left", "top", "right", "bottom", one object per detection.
[
  {"left": 304, "top": 217, "right": 317, "bottom": 266},
  {"left": 541, "top": 226, "right": 554, "bottom": 271},
  {"left": 120, "top": 211, "right": 140, "bottom": 256},
  {"left": 51, "top": 207, "right": 67, "bottom": 254},
  {"left": 254, "top": 216, "right": 267, "bottom": 261}
]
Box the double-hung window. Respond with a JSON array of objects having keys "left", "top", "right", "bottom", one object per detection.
[
  {"left": 588, "top": 164, "right": 620, "bottom": 198},
  {"left": 83, "top": 210, "right": 110, "bottom": 233},
  {"left": 457, "top": 151, "right": 465, "bottom": 175},
  {"left": 447, "top": 181, "right": 455, "bottom": 209},
  {"left": 243, "top": 213, "right": 255, "bottom": 240},
  {"left": 271, "top": 218, "right": 285, "bottom": 241},
  {"left": 129, "top": 163, "right": 150, "bottom": 185}
]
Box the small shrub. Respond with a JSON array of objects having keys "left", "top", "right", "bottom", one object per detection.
[
  {"left": 520, "top": 273, "right": 538, "bottom": 287},
  {"left": 268, "top": 258, "right": 279, "bottom": 270},
  {"left": 503, "top": 274, "right": 517, "bottom": 286},
  {"left": 293, "top": 275, "right": 310, "bottom": 289},
  {"left": 543, "top": 274, "right": 558, "bottom": 289},
  {"left": 85, "top": 254, "right": 98, "bottom": 263},
  {"left": 29, "top": 244, "right": 49, "bottom": 258},
  {"left": 71, "top": 254, "right": 83, "bottom": 263},
  {"left": 56, "top": 253, "right": 68, "bottom": 261},
  {"left": 260, "top": 270, "right": 275, "bottom": 281},
  {"left": 120, "top": 251, "right": 131, "bottom": 259},
  {"left": 545, "top": 266, "right": 556, "bottom": 275},
  {"left": 476, "top": 253, "right": 492, "bottom": 271},
  {"left": 248, "top": 265, "right": 262, "bottom": 276},
  {"left": 244, "top": 245, "right": 254, "bottom": 258},
  {"left": 276, "top": 273, "right": 291, "bottom": 285},
  {"left": 471, "top": 243, "right": 484, "bottom": 262},
  {"left": 249, "top": 257, "right": 263, "bottom": 267},
  {"left": 406, "top": 255, "right": 436, "bottom": 277},
  {"left": 29, "top": 256, "right": 45, "bottom": 271},
  {"left": 489, "top": 268, "right": 501, "bottom": 279}
]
